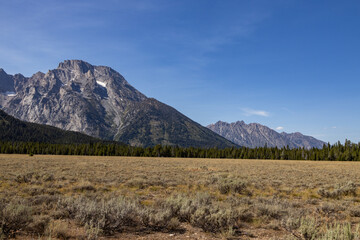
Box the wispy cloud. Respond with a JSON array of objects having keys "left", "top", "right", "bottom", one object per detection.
[
  {"left": 276, "top": 126, "right": 284, "bottom": 131},
  {"left": 242, "top": 108, "right": 269, "bottom": 117},
  {"left": 323, "top": 126, "right": 337, "bottom": 130}
]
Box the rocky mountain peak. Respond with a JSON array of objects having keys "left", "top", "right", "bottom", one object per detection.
[
  {"left": 213, "top": 120, "right": 226, "bottom": 125},
  {"left": 0, "top": 68, "right": 8, "bottom": 77},
  {"left": 32, "top": 71, "right": 45, "bottom": 79},
  {"left": 14, "top": 73, "right": 25, "bottom": 78},
  {"left": 236, "top": 120, "right": 245, "bottom": 125},
  {"left": 54, "top": 60, "right": 132, "bottom": 90},
  {"left": 57, "top": 60, "right": 94, "bottom": 73}
]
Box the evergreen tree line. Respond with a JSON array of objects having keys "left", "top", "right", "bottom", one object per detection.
[{"left": 1, "top": 140, "right": 360, "bottom": 161}]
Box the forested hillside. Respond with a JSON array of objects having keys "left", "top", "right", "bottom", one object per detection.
[
  {"left": 0, "top": 109, "right": 102, "bottom": 144},
  {"left": 1, "top": 139, "right": 359, "bottom": 161}
]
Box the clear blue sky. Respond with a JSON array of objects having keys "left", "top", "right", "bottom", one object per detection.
[{"left": 1, "top": 0, "right": 359, "bottom": 144}]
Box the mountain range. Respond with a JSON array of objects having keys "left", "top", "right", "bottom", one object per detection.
[
  {"left": 0, "top": 60, "right": 235, "bottom": 148},
  {"left": 0, "top": 60, "right": 326, "bottom": 149},
  {"left": 207, "top": 121, "right": 325, "bottom": 149}
]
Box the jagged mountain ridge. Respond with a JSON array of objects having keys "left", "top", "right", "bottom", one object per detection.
[
  {"left": 207, "top": 121, "right": 325, "bottom": 149},
  {"left": 0, "top": 60, "right": 236, "bottom": 148},
  {"left": 0, "top": 109, "right": 102, "bottom": 144}
]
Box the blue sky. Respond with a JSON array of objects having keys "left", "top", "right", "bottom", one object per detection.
[{"left": 0, "top": 0, "right": 359, "bottom": 144}]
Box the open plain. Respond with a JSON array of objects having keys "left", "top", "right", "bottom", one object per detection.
[{"left": 1, "top": 154, "right": 360, "bottom": 239}]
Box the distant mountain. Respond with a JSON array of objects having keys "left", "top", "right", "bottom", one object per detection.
[
  {"left": 207, "top": 121, "right": 325, "bottom": 149},
  {"left": 0, "top": 60, "right": 235, "bottom": 148},
  {"left": 0, "top": 109, "right": 101, "bottom": 144},
  {"left": 280, "top": 132, "right": 325, "bottom": 149}
]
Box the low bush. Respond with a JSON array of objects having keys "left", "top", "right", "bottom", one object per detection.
[
  {"left": 125, "top": 177, "right": 148, "bottom": 189},
  {"left": 349, "top": 206, "right": 360, "bottom": 217},
  {"left": 0, "top": 202, "right": 32, "bottom": 238},
  {"left": 190, "top": 206, "right": 238, "bottom": 233},
  {"left": 72, "top": 181, "right": 96, "bottom": 192},
  {"left": 85, "top": 221, "right": 103, "bottom": 240},
  {"left": 59, "top": 196, "right": 139, "bottom": 234},
  {"left": 140, "top": 208, "right": 180, "bottom": 231},
  {"left": 318, "top": 181, "right": 357, "bottom": 199},
  {"left": 15, "top": 172, "right": 34, "bottom": 183},
  {"left": 298, "top": 217, "right": 319, "bottom": 240},
  {"left": 217, "top": 178, "right": 247, "bottom": 195},
  {"left": 255, "top": 198, "right": 289, "bottom": 220},
  {"left": 27, "top": 214, "right": 50, "bottom": 235},
  {"left": 163, "top": 193, "right": 241, "bottom": 233},
  {"left": 319, "top": 223, "right": 359, "bottom": 240},
  {"left": 317, "top": 203, "right": 345, "bottom": 216},
  {"left": 163, "top": 193, "right": 212, "bottom": 222},
  {"left": 46, "top": 220, "right": 69, "bottom": 239},
  {"left": 58, "top": 195, "right": 182, "bottom": 235}
]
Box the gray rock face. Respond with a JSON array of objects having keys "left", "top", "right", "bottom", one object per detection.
[
  {"left": 207, "top": 121, "right": 325, "bottom": 149},
  {"left": 0, "top": 60, "right": 235, "bottom": 148},
  {"left": 1, "top": 60, "right": 146, "bottom": 140},
  {"left": 0, "top": 68, "right": 16, "bottom": 93}
]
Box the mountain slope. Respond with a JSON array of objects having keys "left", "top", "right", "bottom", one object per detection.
[
  {"left": 0, "top": 60, "right": 235, "bottom": 148},
  {"left": 280, "top": 132, "right": 325, "bottom": 149},
  {"left": 0, "top": 109, "right": 101, "bottom": 144},
  {"left": 118, "top": 98, "right": 234, "bottom": 148},
  {"left": 207, "top": 121, "right": 325, "bottom": 149}
]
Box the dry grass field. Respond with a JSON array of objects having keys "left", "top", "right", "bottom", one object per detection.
[{"left": 1, "top": 155, "right": 360, "bottom": 239}]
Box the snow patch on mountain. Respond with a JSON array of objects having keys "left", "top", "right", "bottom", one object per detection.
[
  {"left": 4, "top": 91, "right": 16, "bottom": 97},
  {"left": 96, "top": 81, "right": 106, "bottom": 88}
]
